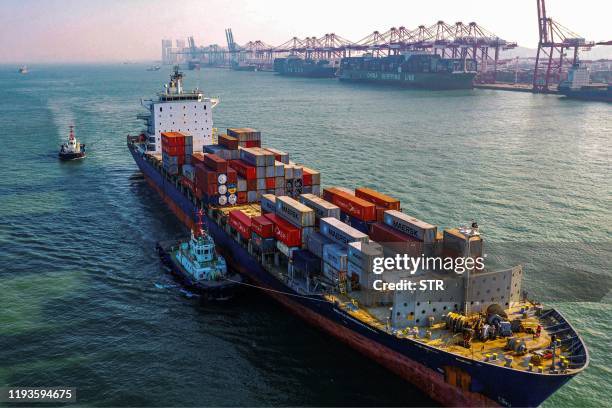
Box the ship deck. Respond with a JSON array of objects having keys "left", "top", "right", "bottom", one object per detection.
[{"left": 326, "top": 292, "right": 585, "bottom": 375}]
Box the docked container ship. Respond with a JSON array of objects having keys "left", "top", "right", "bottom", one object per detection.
[
  {"left": 274, "top": 56, "right": 337, "bottom": 78},
  {"left": 338, "top": 53, "right": 477, "bottom": 90},
  {"left": 558, "top": 63, "right": 612, "bottom": 102},
  {"left": 127, "top": 69, "right": 588, "bottom": 407}
]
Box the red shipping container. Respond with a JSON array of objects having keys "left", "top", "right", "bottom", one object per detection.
[
  {"left": 237, "top": 191, "right": 247, "bottom": 204},
  {"left": 229, "top": 210, "right": 252, "bottom": 239},
  {"left": 355, "top": 187, "right": 400, "bottom": 210},
  {"left": 162, "top": 145, "right": 185, "bottom": 156},
  {"left": 192, "top": 152, "right": 206, "bottom": 167},
  {"left": 161, "top": 132, "right": 185, "bottom": 146},
  {"left": 218, "top": 134, "right": 239, "bottom": 150},
  {"left": 376, "top": 206, "right": 386, "bottom": 223},
  {"left": 264, "top": 213, "right": 301, "bottom": 247},
  {"left": 251, "top": 215, "right": 275, "bottom": 238},
  {"left": 229, "top": 160, "right": 256, "bottom": 180},
  {"left": 370, "top": 222, "right": 422, "bottom": 256},
  {"left": 203, "top": 153, "right": 228, "bottom": 173},
  {"left": 265, "top": 177, "right": 275, "bottom": 189},
  {"left": 247, "top": 179, "right": 257, "bottom": 191},
  {"left": 322, "top": 187, "right": 337, "bottom": 202},
  {"left": 195, "top": 163, "right": 218, "bottom": 189},
  {"left": 324, "top": 188, "right": 376, "bottom": 222},
  {"left": 245, "top": 140, "right": 261, "bottom": 148},
  {"left": 227, "top": 168, "right": 238, "bottom": 184},
  {"left": 302, "top": 168, "right": 313, "bottom": 186}
]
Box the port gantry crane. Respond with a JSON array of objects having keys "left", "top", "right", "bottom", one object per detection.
[
  {"left": 174, "top": 21, "right": 515, "bottom": 78},
  {"left": 533, "top": 0, "right": 594, "bottom": 92}
]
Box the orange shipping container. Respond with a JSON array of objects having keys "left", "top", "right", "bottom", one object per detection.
[
  {"left": 323, "top": 188, "right": 376, "bottom": 222},
  {"left": 161, "top": 131, "right": 186, "bottom": 146},
  {"left": 355, "top": 187, "right": 400, "bottom": 211}
]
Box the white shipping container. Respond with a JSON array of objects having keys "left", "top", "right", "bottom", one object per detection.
[
  {"left": 256, "top": 166, "right": 266, "bottom": 179},
  {"left": 237, "top": 178, "right": 247, "bottom": 192},
  {"left": 240, "top": 147, "right": 266, "bottom": 167},
  {"left": 383, "top": 210, "right": 437, "bottom": 243},
  {"left": 312, "top": 185, "right": 321, "bottom": 196},
  {"left": 274, "top": 161, "right": 285, "bottom": 177},
  {"left": 284, "top": 164, "right": 294, "bottom": 180},
  {"left": 348, "top": 241, "right": 384, "bottom": 274},
  {"left": 302, "top": 166, "right": 321, "bottom": 185},
  {"left": 299, "top": 194, "right": 341, "bottom": 221},
  {"left": 307, "top": 231, "right": 333, "bottom": 258},
  {"left": 320, "top": 217, "right": 369, "bottom": 247},
  {"left": 265, "top": 166, "right": 275, "bottom": 178},
  {"left": 260, "top": 194, "right": 276, "bottom": 213},
  {"left": 256, "top": 178, "right": 266, "bottom": 190},
  {"left": 275, "top": 196, "right": 315, "bottom": 227},
  {"left": 266, "top": 148, "right": 290, "bottom": 164},
  {"left": 323, "top": 243, "right": 348, "bottom": 271},
  {"left": 293, "top": 166, "right": 303, "bottom": 179}
]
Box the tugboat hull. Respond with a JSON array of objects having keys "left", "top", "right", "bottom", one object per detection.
[
  {"left": 59, "top": 152, "right": 86, "bottom": 161},
  {"left": 156, "top": 242, "right": 242, "bottom": 300}
]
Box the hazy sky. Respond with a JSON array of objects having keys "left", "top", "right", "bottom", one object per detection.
[{"left": 1, "top": 0, "right": 610, "bottom": 63}]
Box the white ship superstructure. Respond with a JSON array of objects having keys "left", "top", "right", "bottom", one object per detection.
[{"left": 139, "top": 66, "right": 218, "bottom": 153}]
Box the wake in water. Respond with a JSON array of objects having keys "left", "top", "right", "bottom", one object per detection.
[
  {"left": 154, "top": 282, "right": 177, "bottom": 290},
  {"left": 154, "top": 283, "right": 199, "bottom": 299}
]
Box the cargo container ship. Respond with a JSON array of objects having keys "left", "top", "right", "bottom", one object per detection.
[
  {"left": 274, "top": 56, "right": 337, "bottom": 78},
  {"left": 558, "top": 64, "right": 612, "bottom": 102},
  {"left": 127, "top": 68, "right": 588, "bottom": 407},
  {"left": 338, "top": 53, "right": 477, "bottom": 90}
]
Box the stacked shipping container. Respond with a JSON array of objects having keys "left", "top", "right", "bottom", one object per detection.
[
  {"left": 161, "top": 132, "right": 193, "bottom": 175},
  {"left": 196, "top": 129, "right": 322, "bottom": 208}
]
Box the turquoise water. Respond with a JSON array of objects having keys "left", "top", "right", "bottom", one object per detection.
[{"left": 0, "top": 64, "right": 610, "bottom": 406}]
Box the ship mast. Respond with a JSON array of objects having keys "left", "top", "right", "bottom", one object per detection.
[{"left": 194, "top": 209, "right": 207, "bottom": 238}]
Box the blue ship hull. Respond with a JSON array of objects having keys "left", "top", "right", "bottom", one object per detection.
[
  {"left": 130, "top": 145, "right": 583, "bottom": 407},
  {"left": 558, "top": 86, "right": 612, "bottom": 102}
]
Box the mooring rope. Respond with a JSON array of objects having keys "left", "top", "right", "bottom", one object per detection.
[{"left": 223, "top": 277, "right": 334, "bottom": 303}]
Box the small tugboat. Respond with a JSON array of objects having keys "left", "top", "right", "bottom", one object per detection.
[
  {"left": 59, "top": 125, "right": 86, "bottom": 161},
  {"left": 156, "top": 210, "right": 242, "bottom": 300},
  {"left": 18, "top": 65, "right": 28, "bottom": 74}
]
